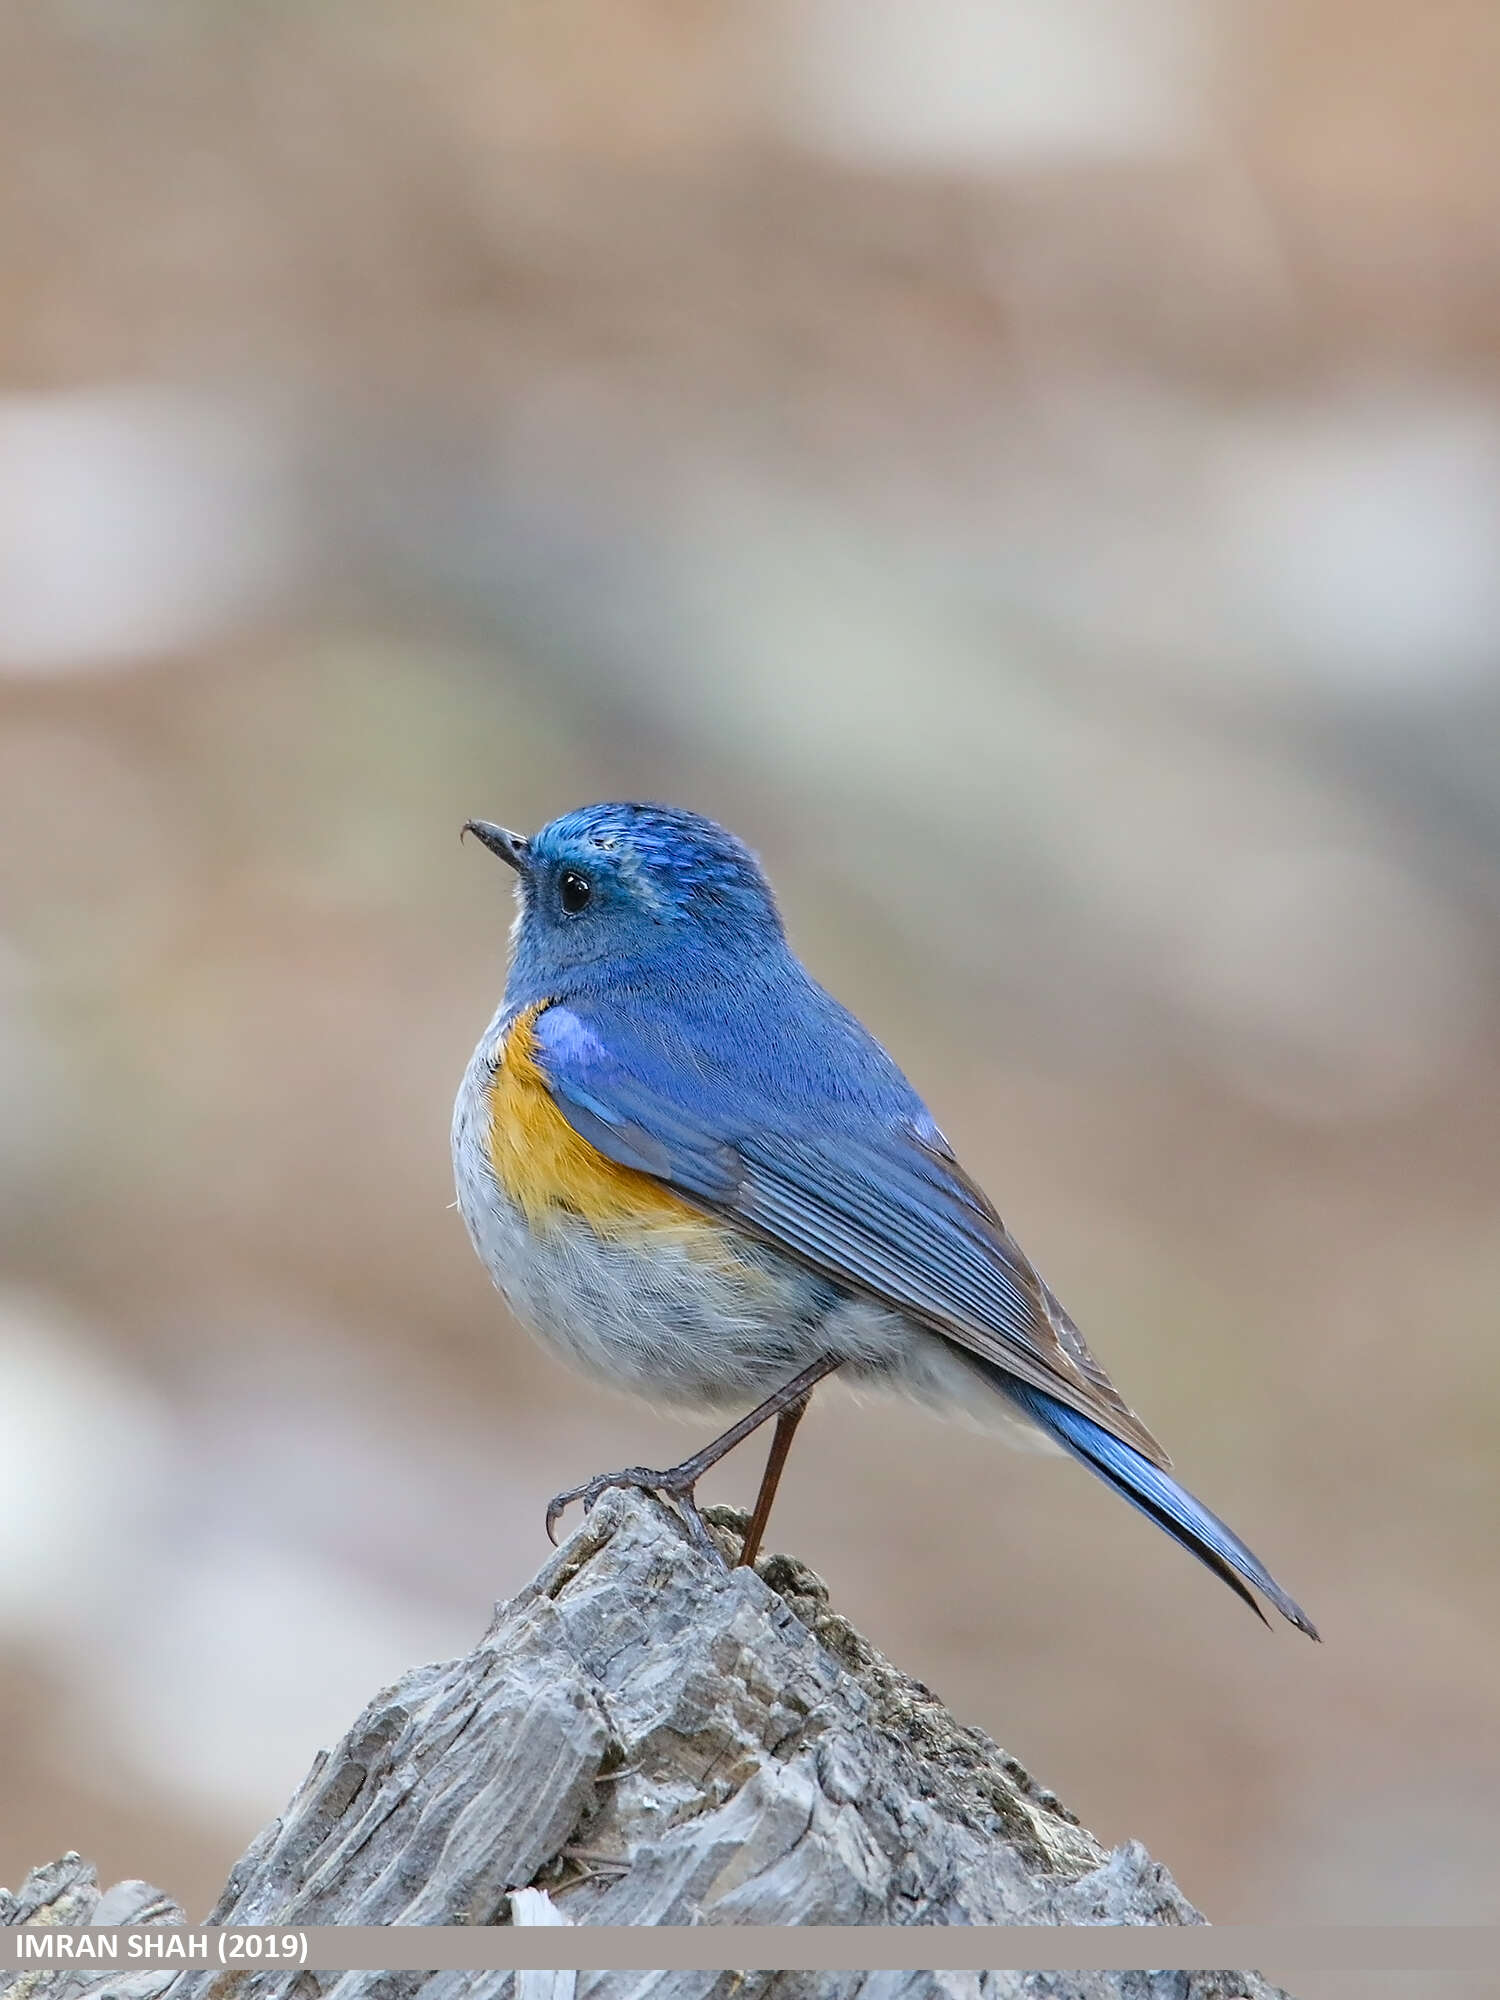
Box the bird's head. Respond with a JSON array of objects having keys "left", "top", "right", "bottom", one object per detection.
[{"left": 463, "top": 801, "right": 784, "bottom": 995}]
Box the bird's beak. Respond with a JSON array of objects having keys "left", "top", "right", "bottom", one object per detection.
[{"left": 462, "top": 819, "right": 531, "bottom": 873}]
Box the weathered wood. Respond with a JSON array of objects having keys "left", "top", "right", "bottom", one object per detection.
[{"left": 2, "top": 1491, "right": 1295, "bottom": 2000}]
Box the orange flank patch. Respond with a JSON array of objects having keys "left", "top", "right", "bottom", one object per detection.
[{"left": 487, "top": 1003, "right": 711, "bottom": 1242}]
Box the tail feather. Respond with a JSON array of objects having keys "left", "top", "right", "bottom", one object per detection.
[{"left": 1002, "top": 1377, "right": 1321, "bottom": 1641}]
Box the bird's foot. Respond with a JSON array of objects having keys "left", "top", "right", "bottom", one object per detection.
[{"left": 544, "top": 1464, "right": 725, "bottom": 1567}]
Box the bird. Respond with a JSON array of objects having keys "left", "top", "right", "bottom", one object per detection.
[{"left": 452, "top": 801, "right": 1318, "bottom": 1639}]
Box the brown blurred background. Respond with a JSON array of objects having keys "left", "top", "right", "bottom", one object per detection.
[{"left": 1, "top": 0, "right": 1498, "bottom": 1933}]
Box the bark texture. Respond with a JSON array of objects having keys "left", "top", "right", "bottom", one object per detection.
[{"left": 2, "top": 1490, "right": 1294, "bottom": 2000}]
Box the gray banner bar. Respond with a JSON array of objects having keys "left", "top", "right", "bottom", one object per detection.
[{"left": 5, "top": 1927, "right": 1497, "bottom": 1974}]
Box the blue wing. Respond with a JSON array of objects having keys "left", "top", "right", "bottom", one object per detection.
[
  {"left": 529, "top": 997, "right": 1168, "bottom": 1467},
  {"left": 529, "top": 995, "right": 1319, "bottom": 1637}
]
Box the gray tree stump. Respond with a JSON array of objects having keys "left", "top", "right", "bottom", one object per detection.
[{"left": 2, "top": 1490, "right": 1294, "bottom": 2000}]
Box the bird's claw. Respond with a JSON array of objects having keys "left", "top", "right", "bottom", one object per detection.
[
  {"left": 544, "top": 1465, "right": 727, "bottom": 1567},
  {"left": 543, "top": 1468, "right": 638, "bottom": 1545}
]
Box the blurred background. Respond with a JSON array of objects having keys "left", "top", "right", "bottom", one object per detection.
[{"left": 2, "top": 0, "right": 1498, "bottom": 1935}]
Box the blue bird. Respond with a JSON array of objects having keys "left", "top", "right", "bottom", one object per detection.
[{"left": 453, "top": 802, "right": 1318, "bottom": 1638}]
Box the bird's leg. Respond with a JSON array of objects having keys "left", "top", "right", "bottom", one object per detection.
[
  {"left": 545, "top": 1353, "right": 842, "bottom": 1566},
  {"left": 737, "top": 1393, "right": 811, "bottom": 1569}
]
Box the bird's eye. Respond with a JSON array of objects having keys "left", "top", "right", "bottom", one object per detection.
[{"left": 558, "top": 869, "right": 592, "bottom": 914}]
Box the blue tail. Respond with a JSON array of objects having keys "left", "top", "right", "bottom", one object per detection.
[{"left": 1005, "top": 1380, "right": 1320, "bottom": 1640}]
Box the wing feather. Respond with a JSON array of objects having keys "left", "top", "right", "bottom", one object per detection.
[{"left": 531, "top": 1003, "right": 1169, "bottom": 1467}]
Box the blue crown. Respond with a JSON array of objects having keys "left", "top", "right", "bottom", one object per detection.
[{"left": 535, "top": 803, "right": 781, "bottom": 930}]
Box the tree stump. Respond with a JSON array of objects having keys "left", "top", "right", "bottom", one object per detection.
[{"left": 1, "top": 1490, "right": 1295, "bottom": 2000}]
